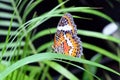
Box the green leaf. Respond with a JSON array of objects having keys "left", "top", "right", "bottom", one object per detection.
[
  {"left": 0, "top": 20, "right": 19, "bottom": 27},
  {"left": 22, "top": 0, "right": 43, "bottom": 21},
  {"left": 0, "top": 12, "right": 17, "bottom": 19},
  {"left": 78, "top": 30, "right": 120, "bottom": 44},
  {"left": 0, "top": 41, "right": 25, "bottom": 49},
  {"left": 0, "top": 29, "right": 16, "bottom": 35},
  {"left": 0, "top": 53, "right": 119, "bottom": 80},
  {"left": 83, "top": 42, "right": 120, "bottom": 62},
  {"left": 0, "top": 2, "right": 13, "bottom": 10},
  {"left": 44, "top": 61, "right": 79, "bottom": 80},
  {"left": 53, "top": 7, "right": 113, "bottom": 22},
  {"left": 83, "top": 54, "right": 102, "bottom": 80}
]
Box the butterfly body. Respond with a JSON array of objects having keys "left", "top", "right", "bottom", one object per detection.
[{"left": 52, "top": 13, "right": 83, "bottom": 57}]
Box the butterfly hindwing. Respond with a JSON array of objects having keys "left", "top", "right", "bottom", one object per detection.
[{"left": 52, "top": 13, "right": 83, "bottom": 57}]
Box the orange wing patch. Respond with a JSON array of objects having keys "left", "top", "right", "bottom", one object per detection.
[
  {"left": 53, "top": 32, "right": 64, "bottom": 48},
  {"left": 66, "top": 33, "right": 81, "bottom": 57},
  {"left": 63, "top": 40, "right": 71, "bottom": 55}
]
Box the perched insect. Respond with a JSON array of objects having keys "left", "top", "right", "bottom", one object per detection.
[{"left": 52, "top": 13, "right": 83, "bottom": 57}]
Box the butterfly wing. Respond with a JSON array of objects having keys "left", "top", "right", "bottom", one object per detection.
[
  {"left": 57, "top": 13, "right": 77, "bottom": 35},
  {"left": 52, "top": 13, "right": 83, "bottom": 57}
]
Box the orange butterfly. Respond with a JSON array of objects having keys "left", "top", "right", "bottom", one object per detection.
[{"left": 52, "top": 13, "right": 83, "bottom": 57}]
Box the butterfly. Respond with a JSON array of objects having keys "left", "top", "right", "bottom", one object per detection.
[{"left": 52, "top": 13, "right": 83, "bottom": 57}]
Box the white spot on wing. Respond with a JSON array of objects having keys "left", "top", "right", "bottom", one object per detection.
[
  {"left": 57, "top": 25, "right": 72, "bottom": 31},
  {"left": 64, "top": 35, "right": 73, "bottom": 55}
]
